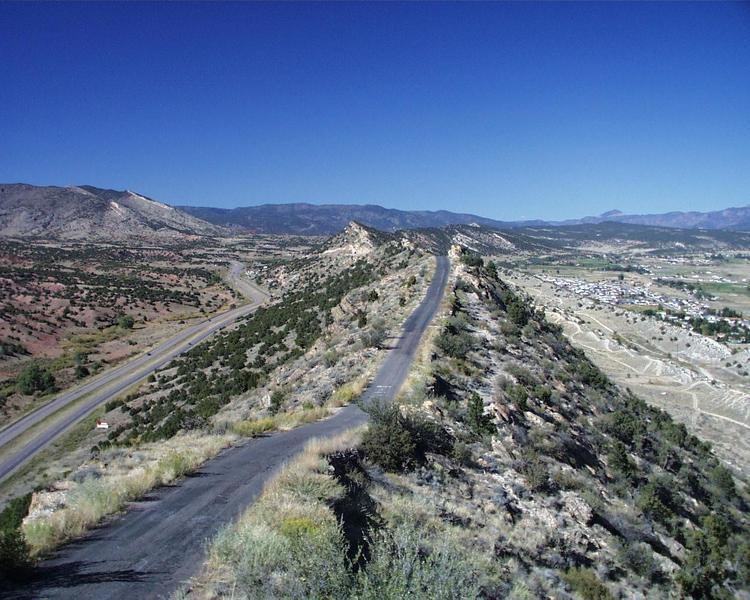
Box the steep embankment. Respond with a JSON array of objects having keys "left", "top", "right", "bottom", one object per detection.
[{"left": 189, "top": 248, "right": 749, "bottom": 599}]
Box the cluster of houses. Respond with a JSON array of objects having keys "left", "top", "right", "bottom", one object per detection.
[
  {"left": 538, "top": 274, "right": 750, "bottom": 342},
  {"left": 537, "top": 274, "right": 705, "bottom": 315}
]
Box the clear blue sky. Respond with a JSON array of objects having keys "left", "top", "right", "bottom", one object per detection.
[{"left": 1, "top": 2, "right": 748, "bottom": 220}]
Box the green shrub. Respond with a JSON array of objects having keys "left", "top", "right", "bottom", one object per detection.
[
  {"left": 709, "top": 465, "right": 736, "bottom": 499},
  {"left": 617, "top": 542, "right": 660, "bottom": 581},
  {"left": 214, "top": 518, "right": 350, "bottom": 599},
  {"left": 460, "top": 253, "right": 483, "bottom": 269},
  {"left": 607, "top": 441, "right": 637, "bottom": 482},
  {"left": 0, "top": 528, "right": 31, "bottom": 582},
  {"left": 362, "top": 403, "right": 452, "bottom": 473},
  {"left": 324, "top": 350, "right": 339, "bottom": 367},
  {"left": 636, "top": 478, "right": 675, "bottom": 524},
  {"left": 451, "top": 441, "right": 473, "bottom": 466},
  {"left": 507, "top": 300, "right": 529, "bottom": 327},
  {"left": 676, "top": 529, "right": 728, "bottom": 598},
  {"left": 0, "top": 494, "right": 32, "bottom": 532},
  {"left": 362, "top": 404, "right": 417, "bottom": 472},
  {"left": 270, "top": 389, "right": 286, "bottom": 415},
  {"left": 561, "top": 567, "right": 613, "bottom": 600},
  {"left": 521, "top": 454, "right": 552, "bottom": 492},
  {"left": 16, "top": 363, "right": 55, "bottom": 395},
  {"left": 116, "top": 314, "right": 135, "bottom": 329},
  {"left": 0, "top": 494, "right": 32, "bottom": 583},
  {"left": 436, "top": 330, "right": 474, "bottom": 358},
  {"left": 279, "top": 516, "right": 321, "bottom": 539},
  {"left": 466, "top": 392, "right": 495, "bottom": 436}
]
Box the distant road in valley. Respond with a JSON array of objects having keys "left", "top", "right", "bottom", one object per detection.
[
  {"left": 7, "top": 256, "right": 450, "bottom": 600},
  {"left": 0, "top": 264, "right": 270, "bottom": 484}
]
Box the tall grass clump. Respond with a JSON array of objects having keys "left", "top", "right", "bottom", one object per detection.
[
  {"left": 23, "top": 433, "right": 232, "bottom": 555},
  {"left": 231, "top": 418, "right": 277, "bottom": 437},
  {"left": 353, "top": 523, "right": 482, "bottom": 600},
  {"left": 203, "top": 431, "right": 362, "bottom": 599}
]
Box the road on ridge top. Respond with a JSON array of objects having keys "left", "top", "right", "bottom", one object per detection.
[
  {"left": 5, "top": 255, "right": 450, "bottom": 600},
  {"left": 0, "top": 265, "right": 270, "bottom": 484}
]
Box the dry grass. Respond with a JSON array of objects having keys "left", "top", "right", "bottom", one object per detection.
[
  {"left": 231, "top": 417, "right": 276, "bottom": 437},
  {"left": 189, "top": 428, "right": 363, "bottom": 599},
  {"left": 22, "top": 376, "right": 368, "bottom": 557},
  {"left": 328, "top": 373, "right": 370, "bottom": 408},
  {"left": 22, "top": 433, "right": 233, "bottom": 556},
  {"left": 231, "top": 374, "right": 369, "bottom": 439}
]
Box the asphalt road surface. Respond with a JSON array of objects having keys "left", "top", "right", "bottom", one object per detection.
[
  {"left": 0, "top": 269, "right": 269, "bottom": 483},
  {"left": 5, "top": 256, "right": 449, "bottom": 600}
]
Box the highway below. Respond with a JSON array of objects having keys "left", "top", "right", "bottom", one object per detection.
[
  {"left": 0, "top": 264, "right": 270, "bottom": 484},
  {"left": 5, "top": 256, "right": 450, "bottom": 600}
]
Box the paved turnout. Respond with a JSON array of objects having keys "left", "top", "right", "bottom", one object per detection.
[
  {"left": 0, "top": 270, "right": 269, "bottom": 483},
  {"left": 4, "top": 256, "right": 449, "bottom": 600}
]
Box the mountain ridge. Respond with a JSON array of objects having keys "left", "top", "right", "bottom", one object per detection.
[
  {"left": 0, "top": 184, "right": 222, "bottom": 241},
  {"left": 2, "top": 183, "right": 748, "bottom": 239},
  {"left": 179, "top": 201, "right": 750, "bottom": 234}
]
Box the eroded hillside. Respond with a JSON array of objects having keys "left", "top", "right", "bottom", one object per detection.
[{"left": 188, "top": 248, "right": 749, "bottom": 599}]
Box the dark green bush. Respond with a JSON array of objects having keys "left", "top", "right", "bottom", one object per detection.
[
  {"left": 561, "top": 567, "right": 614, "bottom": 600},
  {"left": 617, "top": 542, "right": 660, "bottom": 581},
  {"left": 607, "top": 441, "right": 637, "bottom": 482},
  {"left": 436, "top": 329, "right": 474, "bottom": 358},
  {"left": 676, "top": 529, "right": 728, "bottom": 598},
  {"left": 466, "top": 392, "right": 495, "bottom": 436},
  {"left": 636, "top": 478, "right": 675, "bottom": 524},
  {"left": 16, "top": 363, "right": 55, "bottom": 395},
  {"left": 0, "top": 494, "right": 31, "bottom": 532},
  {"left": 362, "top": 403, "right": 417, "bottom": 472},
  {"left": 116, "top": 314, "right": 135, "bottom": 329},
  {"left": 270, "top": 389, "right": 286, "bottom": 415},
  {"left": 507, "top": 300, "right": 529, "bottom": 327},
  {"left": 460, "top": 253, "right": 483, "bottom": 268},
  {"left": 362, "top": 402, "right": 452, "bottom": 472},
  {"left": 0, "top": 493, "right": 32, "bottom": 583},
  {"left": 0, "top": 529, "right": 31, "bottom": 581}
]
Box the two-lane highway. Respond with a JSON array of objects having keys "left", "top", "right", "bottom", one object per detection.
[{"left": 0, "top": 267, "right": 270, "bottom": 483}]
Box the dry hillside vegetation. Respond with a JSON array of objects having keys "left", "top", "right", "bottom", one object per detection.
[
  {"left": 188, "top": 250, "right": 749, "bottom": 599},
  {"left": 0, "top": 240, "right": 242, "bottom": 422},
  {"left": 0, "top": 233, "right": 319, "bottom": 426},
  {"left": 94, "top": 225, "right": 431, "bottom": 450},
  {"left": 0, "top": 225, "right": 433, "bottom": 573}
]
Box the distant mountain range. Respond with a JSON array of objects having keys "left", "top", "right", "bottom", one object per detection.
[
  {"left": 0, "top": 184, "right": 221, "bottom": 241},
  {"left": 565, "top": 206, "right": 750, "bottom": 230},
  {"left": 177, "top": 203, "right": 527, "bottom": 235},
  {"left": 1, "top": 183, "right": 747, "bottom": 240},
  {"left": 180, "top": 202, "right": 750, "bottom": 234}
]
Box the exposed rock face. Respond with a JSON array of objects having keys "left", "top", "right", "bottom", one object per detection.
[
  {"left": 0, "top": 184, "right": 222, "bottom": 241},
  {"left": 322, "top": 221, "right": 396, "bottom": 257}
]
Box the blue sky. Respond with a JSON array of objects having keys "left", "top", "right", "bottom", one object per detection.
[{"left": 1, "top": 2, "right": 748, "bottom": 221}]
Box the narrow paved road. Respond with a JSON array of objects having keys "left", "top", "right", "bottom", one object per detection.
[
  {"left": 0, "top": 268, "right": 269, "bottom": 483},
  {"left": 6, "top": 256, "right": 449, "bottom": 600}
]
